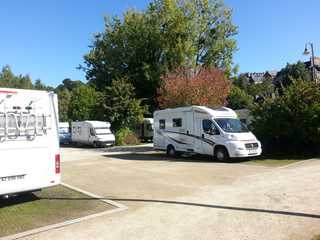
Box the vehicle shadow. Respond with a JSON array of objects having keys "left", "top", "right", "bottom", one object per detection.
[
  {"left": 0, "top": 193, "right": 39, "bottom": 208},
  {"left": 39, "top": 196, "right": 320, "bottom": 220},
  {"left": 103, "top": 152, "right": 250, "bottom": 164}
]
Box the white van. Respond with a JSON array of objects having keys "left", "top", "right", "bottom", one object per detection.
[
  {"left": 0, "top": 88, "right": 61, "bottom": 196},
  {"left": 154, "top": 106, "right": 262, "bottom": 161},
  {"left": 71, "top": 121, "right": 115, "bottom": 147},
  {"left": 136, "top": 118, "right": 154, "bottom": 142}
]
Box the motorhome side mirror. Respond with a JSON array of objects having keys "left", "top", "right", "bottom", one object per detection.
[
  {"left": 213, "top": 128, "right": 220, "bottom": 135},
  {"left": 208, "top": 128, "right": 220, "bottom": 135}
]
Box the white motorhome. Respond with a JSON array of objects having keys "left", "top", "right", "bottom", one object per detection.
[
  {"left": 136, "top": 118, "right": 154, "bottom": 141},
  {"left": 71, "top": 121, "right": 115, "bottom": 147},
  {"left": 154, "top": 106, "right": 262, "bottom": 161},
  {"left": 0, "top": 88, "right": 61, "bottom": 196}
]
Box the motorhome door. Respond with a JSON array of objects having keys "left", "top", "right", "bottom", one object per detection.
[{"left": 195, "top": 115, "right": 216, "bottom": 156}]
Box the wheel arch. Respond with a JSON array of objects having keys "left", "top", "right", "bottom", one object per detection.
[{"left": 214, "top": 144, "right": 229, "bottom": 157}]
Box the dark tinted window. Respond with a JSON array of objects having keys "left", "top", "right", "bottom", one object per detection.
[
  {"left": 173, "top": 118, "right": 182, "bottom": 127},
  {"left": 159, "top": 119, "right": 165, "bottom": 129},
  {"left": 202, "top": 119, "right": 213, "bottom": 133}
]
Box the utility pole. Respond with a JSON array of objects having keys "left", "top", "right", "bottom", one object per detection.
[{"left": 303, "top": 42, "right": 317, "bottom": 84}]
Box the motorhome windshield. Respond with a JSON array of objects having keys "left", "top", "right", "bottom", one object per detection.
[
  {"left": 214, "top": 118, "right": 249, "bottom": 133},
  {"left": 95, "top": 127, "right": 111, "bottom": 135}
]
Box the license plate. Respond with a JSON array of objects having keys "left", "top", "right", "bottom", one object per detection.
[{"left": 249, "top": 149, "right": 257, "bottom": 154}]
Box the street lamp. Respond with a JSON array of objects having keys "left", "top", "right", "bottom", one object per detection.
[{"left": 303, "top": 42, "right": 316, "bottom": 83}]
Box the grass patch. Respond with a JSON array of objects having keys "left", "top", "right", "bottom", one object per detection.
[
  {"left": 0, "top": 185, "right": 114, "bottom": 237},
  {"left": 244, "top": 152, "right": 319, "bottom": 167},
  {"left": 311, "top": 235, "right": 320, "bottom": 240}
]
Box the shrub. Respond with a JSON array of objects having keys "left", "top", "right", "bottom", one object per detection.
[
  {"left": 251, "top": 80, "right": 320, "bottom": 154},
  {"left": 115, "top": 128, "right": 140, "bottom": 146}
]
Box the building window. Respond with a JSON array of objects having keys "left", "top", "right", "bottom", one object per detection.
[
  {"left": 159, "top": 119, "right": 165, "bottom": 129},
  {"left": 173, "top": 118, "right": 182, "bottom": 127}
]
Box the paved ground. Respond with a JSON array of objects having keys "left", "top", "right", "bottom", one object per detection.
[{"left": 21, "top": 146, "right": 320, "bottom": 240}]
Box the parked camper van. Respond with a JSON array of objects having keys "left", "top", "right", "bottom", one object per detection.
[
  {"left": 0, "top": 88, "right": 61, "bottom": 196},
  {"left": 71, "top": 121, "right": 115, "bottom": 147},
  {"left": 59, "top": 122, "right": 71, "bottom": 144},
  {"left": 136, "top": 118, "right": 154, "bottom": 142},
  {"left": 154, "top": 106, "right": 262, "bottom": 161}
]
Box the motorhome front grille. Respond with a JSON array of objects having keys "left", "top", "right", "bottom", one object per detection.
[{"left": 245, "top": 143, "right": 259, "bottom": 149}]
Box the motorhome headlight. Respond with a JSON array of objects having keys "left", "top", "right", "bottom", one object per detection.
[{"left": 226, "top": 134, "right": 238, "bottom": 141}]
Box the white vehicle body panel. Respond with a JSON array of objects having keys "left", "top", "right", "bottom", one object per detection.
[
  {"left": 153, "top": 106, "right": 262, "bottom": 158},
  {"left": 71, "top": 121, "right": 115, "bottom": 146},
  {"left": 0, "top": 88, "right": 61, "bottom": 196}
]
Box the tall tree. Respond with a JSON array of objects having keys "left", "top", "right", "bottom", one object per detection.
[
  {"left": 100, "top": 77, "right": 147, "bottom": 131},
  {"left": 0, "top": 66, "right": 33, "bottom": 89},
  {"left": 57, "top": 88, "right": 72, "bottom": 122},
  {"left": 68, "top": 85, "right": 101, "bottom": 121},
  {"left": 273, "top": 61, "right": 310, "bottom": 94},
  {"left": 157, "top": 67, "right": 230, "bottom": 108},
  {"left": 82, "top": 0, "right": 237, "bottom": 109}
]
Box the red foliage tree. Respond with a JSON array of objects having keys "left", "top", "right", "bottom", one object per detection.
[{"left": 157, "top": 67, "right": 230, "bottom": 109}]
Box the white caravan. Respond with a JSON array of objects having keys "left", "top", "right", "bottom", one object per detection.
[
  {"left": 0, "top": 88, "right": 61, "bottom": 196},
  {"left": 154, "top": 106, "right": 262, "bottom": 161},
  {"left": 136, "top": 118, "right": 154, "bottom": 141},
  {"left": 71, "top": 121, "right": 115, "bottom": 147}
]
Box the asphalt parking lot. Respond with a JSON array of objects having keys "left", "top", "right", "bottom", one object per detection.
[{"left": 21, "top": 145, "right": 320, "bottom": 240}]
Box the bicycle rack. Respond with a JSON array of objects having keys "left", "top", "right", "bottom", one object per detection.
[{"left": 0, "top": 105, "right": 52, "bottom": 143}]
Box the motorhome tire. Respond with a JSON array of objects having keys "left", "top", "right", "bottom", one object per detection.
[
  {"left": 166, "top": 145, "right": 176, "bottom": 157},
  {"left": 214, "top": 146, "right": 229, "bottom": 162}
]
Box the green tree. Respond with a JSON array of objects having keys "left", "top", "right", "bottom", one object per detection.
[
  {"left": 68, "top": 85, "right": 101, "bottom": 121},
  {"left": 251, "top": 80, "right": 320, "bottom": 154},
  {"left": 82, "top": 0, "right": 237, "bottom": 109},
  {"left": 100, "top": 77, "right": 147, "bottom": 131},
  {"left": 57, "top": 88, "right": 72, "bottom": 122},
  {"left": 273, "top": 61, "right": 310, "bottom": 93},
  {"left": 233, "top": 74, "right": 250, "bottom": 91},
  {"left": 56, "top": 78, "right": 84, "bottom": 92},
  {"left": 227, "top": 86, "right": 253, "bottom": 110},
  {"left": 0, "top": 66, "right": 33, "bottom": 89},
  {"left": 247, "top": 76, "right": 274, "bottom": 98}
]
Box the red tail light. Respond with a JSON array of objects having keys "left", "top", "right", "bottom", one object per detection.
[{"left": 55, "top": 154, "right": 61, "bottom": 174}]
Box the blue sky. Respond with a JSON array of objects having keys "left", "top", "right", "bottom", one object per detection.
[{"left": 0, "top": 0, "right": 319, "bottom": 86}]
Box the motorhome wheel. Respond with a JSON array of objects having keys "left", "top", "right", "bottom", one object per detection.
[
  {"left": 215, "top": 147, "right": 229, "bottom": 162},
  {"left": 166, "top": 145, "right": 176, "bottom": 157}
]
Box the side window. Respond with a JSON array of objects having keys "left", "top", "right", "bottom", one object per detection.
[
  {"left": 72, "top": 126, "right": 76, "bottom": 134},
  {"left": 172, "top": 118, "right": 182, "bottom": 127},
  {"left": 159, "top": 119, "right": 165, "bottom": 129},
  {"left": 78, "top": 126, "right": 81, "bottom": 134},
  {"left": 90, "top": 128, "right": 95, "bottom": 136},
  {"left": 202, "top": 119, "right": 212, "bottom": 133},
  {"left": 202, "top": 119, "right": 219, "bottom": 135}
]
